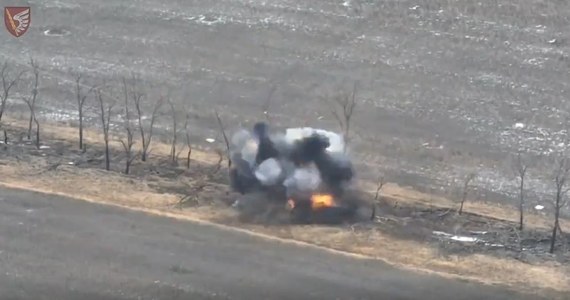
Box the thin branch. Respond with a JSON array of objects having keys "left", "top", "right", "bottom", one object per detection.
[
  {"left": 96, "top": 87, "right": 115, "bottom": 171},
  {"left": 0, "top": 62, "right": 26, "bottom": 122},
  {"left": 133, "top": 81, "right": 162, "bottom": 162},
  {"left": 167, "top": 98, "right": 177, "bottom": 165},
  {"left": 327, "top": 81, "right": 358, "bottom": 152},
  {"left": 184, "top": 112, "right": 192, "bottom": 169},
  {"left": 374, "top": 175, "right": 385, "bottom": 201},
  {"left": 458, "top": 172, "right": 476, "bottom": 215},
  {"left": 2, "top": 129, "right": 7, "bottom": 150},
  {"left": 213, "top": 148, "right": 224, "bottom": 174},
  {"left": 550, "top": 154, "right": 570, "bottom": 253},
  {"left": 75, "top": 73, "right": 97, "bottom": 151},
  {"left": 262, "top": 85, "right": 277, "bottom": 123},
  {"left": 214, "top": 109, "right": 231, "bottom": 169},
  {"left": 119, "top": 77, "right": 137, "bottom": 174},
  {"left": 513, "top": 152, "right": 528, "bottom": 230}
]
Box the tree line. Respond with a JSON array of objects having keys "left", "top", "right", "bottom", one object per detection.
[{"left": 0, "top": 59, "right": 567, "bottom": 254}]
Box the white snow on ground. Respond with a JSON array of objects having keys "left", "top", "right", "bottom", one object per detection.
[
  {"left": 433, "top": 231, "right": 479, "bottom": 243},
  {"left": 9, "top": 0, "right": 569, "bottom": 215}
]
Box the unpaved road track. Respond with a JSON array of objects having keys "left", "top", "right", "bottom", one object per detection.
[
  {"left": 2, "top": 0, "right": 570, "bottom": 204},
  {"left": 0, "top": 187, "right": 546, "bottom": 300}
]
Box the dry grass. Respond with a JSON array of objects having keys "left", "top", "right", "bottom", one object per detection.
[
  {"left": 0, "top": 161, "right": 567, "bottom": 295},
  {"left": 7, "top": 116, "right": 565, "bottom": 230},
  {"left": 2, "top": 117, "right": 221, "bottom": 164},
  {"left": 0, "top": 117, "right": 569, "bottom": 297},
  {"left": 359, "top": 178, "right": 570, "bottom": 231}
]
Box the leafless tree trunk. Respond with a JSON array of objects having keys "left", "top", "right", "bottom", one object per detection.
[
  {"left": 262, "top": 85, "right": 277, "bottom": 123},
  {"left": 550, "top": 155, "right": 570, "bottom": 254},
  {"left": 21, "top": 58, "right": 40, "bottom": 149},
  {"left": 21, "top": 58, "right": 40, "bottom": 148},
  {"left": 213, "top": 148, "right": 224, "bottom": 174},
  {"left": 34, "top": 118, "right": 40, "bottom": 149},
  {"left": 184, "top": 112, "right": 192, "bottom": 169},
  {"left": 214, "top": 110, "right": 231, "bottom": 169},
  {"left": 95, "top": 88, "right": 114, "bottom": 171},
  {"left": 167, "top": 99, "right": 178, "bottom": 165},
  {"left": 119, "top": 77, "right": 137, "bottom": 174},
  {"left": 513, "top": 153, "right": 529, "bottom": 230},
  {"left": 374, "top": 175, "right": 385, "bottom": 201},
  {"left": 2, "top": 129, "right": 7, "bottom": 150},
  {"left": 132, "top": 80, "right": 162, "bottom": 162},
  {"left": 458, "top": 173, "right": 476, "bottom": 215},
  {"left": 75, "top": 74, "right": 97, "bottom": 151},
  {"left": 0, "top": 62, "right": 25, "bottom": 123},
  {"left": 328, "top": 81, "right": 358, "bottom": 152}
]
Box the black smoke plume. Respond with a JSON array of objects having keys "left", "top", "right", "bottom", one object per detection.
[{"left": 228, "top": 122, "right": 367, "bottom": 224}]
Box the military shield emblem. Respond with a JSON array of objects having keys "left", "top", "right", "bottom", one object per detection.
[{"left": 4, "top": 7, "right": 31, "bottom": 37}]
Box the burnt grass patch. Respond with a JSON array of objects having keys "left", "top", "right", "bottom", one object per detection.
[
  {"left": 0, "top": 123, "right": 568, "bottom": 267},
  {"left": 364, "top": 198, "right": 570, "bottom": 265}
]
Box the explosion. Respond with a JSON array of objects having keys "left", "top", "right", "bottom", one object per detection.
[
  {"left": 229, "top": 121, "right": 368, "bottom": 224},
  {"left": 286, "top": 194, "right": 337, "bottom": 211},
  {"left": 310, "top": 194, "right": 336, "bottom": 210}
]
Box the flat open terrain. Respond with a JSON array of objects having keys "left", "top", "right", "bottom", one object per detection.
[
  {"left": 0, "top": 186, "right": 550, "bottom": 300},
  {"left": 1, "top": 1, "right": 569, "bottom": 298},
  {"left": 2, "top": 0, "right": 570, "bottom": 209},
  {"left": 0, "top": 120, "right": 568, "bottom": 298}
]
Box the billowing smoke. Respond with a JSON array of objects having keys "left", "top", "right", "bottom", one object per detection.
[{"left": 229, "top": 122, "right": 363, "bottom": 223}]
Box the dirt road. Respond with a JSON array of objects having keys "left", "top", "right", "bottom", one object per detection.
[{"left": 0, "top": 187, "right": 548, "bottom": 300}]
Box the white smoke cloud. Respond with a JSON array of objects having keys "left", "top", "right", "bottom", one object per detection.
[
  {"left": 254, "top": 158, "right": 283, "bottom": 186},
  {"left": 284, "top": 127, "right": 345, "bottom": 154},
  {"left": 229, "top": 124, "right": 353, "bottom": 198},
  {"left": 283, "top": 163, "right": 322, "bottom": 193},
  {"left": 230, "top": 128, "right": 259, "bottom": 168}
]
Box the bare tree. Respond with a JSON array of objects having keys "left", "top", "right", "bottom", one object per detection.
[
  {"left": 75, "top": 74, "right": 97, "bottom": 151},
  {"left": 118, "top": 77, "right": 137, "bottom": 174},
  {"left": 262, "top": 85, "right": 277, "bottom": 123},
  {"left": 2, "top": 129, "right": 7, "bottom": 150},
  {"left": 120, "top": 118, "right": 136, "bottom": 174},
  {"left": 458, "top": 173, "right": 477, "bottom": 215},
  {"left": 167, "top": 98, "right": 178, "bottom": 165},
  {"left": 512, "top": 152, "right": 529, "bottom": 230},
  {"left": 214, "top": 109, "right": 231, "bottom": 169},
  {"left": 0, "top": 61, "right": 25, "bottom": 122},
  {"left": 21, "top": 58, "right": 40, "bottom": 148},
  {"left": 550, "top": 155, "right": 570, "bottom": 254},
  {"left": 374, "top": 174, "right": 385, "bottom": 201},
  {"left": 95, "top": 87, "right": 115, "bottom": 171},
  {"left": 328, "top": 81, "right": 358, "bottom": 152},
  {"left": 132, "top": 79, "right": 162, "bottom": 162},
  {"left": 183, "top": 112, "right": 192, "bottom": 169},
  {"left": 213, "top": 148, "right": 224, "bottom": 174}
]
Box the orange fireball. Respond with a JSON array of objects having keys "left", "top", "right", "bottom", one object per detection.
[{"left": 310, "top": 193, "right": 336, "bottom": 210}]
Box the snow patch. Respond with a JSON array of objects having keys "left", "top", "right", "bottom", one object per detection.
[
  {"left": 43, "top": 28, "right": 71, "bottom": 37},
  {"left": 433, "top": 231, "right": 479, "bottom": 243}
]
